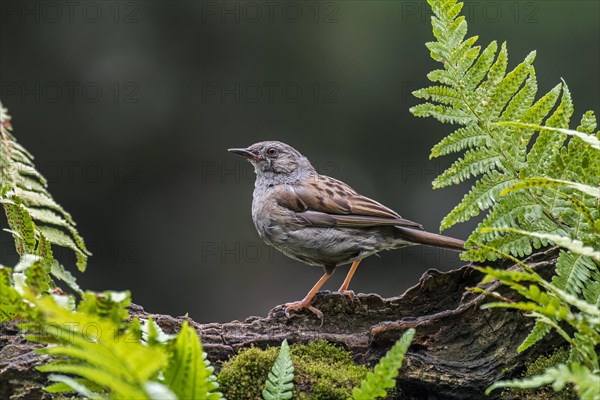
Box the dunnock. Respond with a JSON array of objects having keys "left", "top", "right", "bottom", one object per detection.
[{"left": 229, "top": 141, "right": 465, "bottom": 318}]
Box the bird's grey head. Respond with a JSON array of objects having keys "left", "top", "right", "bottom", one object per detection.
[{"left": 228, "top": 141, "right": 316, "bottom": 184}]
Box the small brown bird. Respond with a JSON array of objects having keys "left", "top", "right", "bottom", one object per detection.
[{"left": 229, "top": 141, "right": 465, "bottom": 318}]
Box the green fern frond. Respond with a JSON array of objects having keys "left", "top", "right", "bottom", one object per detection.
[
  {"left": 486, "top": 363, "right": 599, "bottom": 400},
  {"left": 433, "top": 148, "right": 503, "bottom": 189},
  {"left": 525, "top": 85, "right": 573, "bottom": 177},
  {"left": 0, "top": 102, "right": 90, "bottom": 272},
  {"left": 552, "top": 252, "right": 598, "bottom": 296},
  {"left": 483, "top": 228, "right": 599, "bottom": 261},
  {"left": 481, "top": 299, "right": 599, "bottom": 364},
  {"left": 429, "top": 125, "right": 488, "bottom": 158},
  {"left": 463, "top": 193, "right": 552, "bottom": 260},
  {"left": 141, "top": 317, "right": 175, "bottom": 346},
  {"left": 14, "top": 254, "right": 51, "bottom": 294},
  {"left": 411, "top": 0, "right": 599, "bottom": 266},
  {"left": 540, "top": 281, "right": 600, "bottom": 326},
  {"left": 0, "top": 266, "right": 36, "bottom": 322},
  {"left": 413, "top": 85, "right": 463, "bottom": 106},
  {"left": 483, "top": 51, "right": 536, "bottom": 120},
  {"left": 410, "top": 102, "right": 475, "bottom": 124},
  {"left": 583, "top": 269, "right": 600, "bottom": 308},
  {"left": 518, "top": 322, "right": 552, "bottom": 353},
  {"left": 502, "top": 122, "right": 600, "bottom": 151},
  {"left": 48, "top": 260, "right": 82, "bottom": 295},
  {"left": 418, "top": 2, "right": 599, "bottom": 397},
  {"left": 28, "top": 295, "right": 167, "bottom": 400},
  {"left": 500, "top": 68, "right": 537, "bottom": 122},
  {"left": 44, "top": 374, "right": 105, "bottom": 399},
  {"left": 519, "top": 83, "right": 562, "bottom": 128},
  {"left": 1, "top": 191, "right": 36, "bottom": 254},
  {"left": 351, "top": 328, "right": 415, "bottom": 400},
  {"left": 502, "top": 177, "right": 600, "bottom": 199},
  {"left": 477, "top": 266, "right": 600, "bottom": 365},
  {"left": 262, "top": 339, "right": 294, "bottom": 400},
  {"left": 77, "top": 290, "right": 131, "bottom": 325},
  {"left": 440, "top": 171, "right": 517, "bottom": 230},
  {"left": 163, "top": 320, "right": 223, "bottom": 400},
  {"left": 38, "top": 225, "right": 88, "bottom": 272}
]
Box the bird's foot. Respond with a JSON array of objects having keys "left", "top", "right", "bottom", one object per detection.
[
  {"left": 338, "top": 282, "right": 356, "bottom": 300},
  {"left": 337, "top": 288, "right": 356, "bottom": 300},
  {"left": 284, "top": 300, "right": 323, "bottom": 320}
]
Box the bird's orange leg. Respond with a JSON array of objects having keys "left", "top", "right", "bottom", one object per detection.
[
  {"left": 337, "top": 259, "right": 361, "bottom": 298},
  {"left": 285, "top": 271, "right": 333, "bottom": 319}
]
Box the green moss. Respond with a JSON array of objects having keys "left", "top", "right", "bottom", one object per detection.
[
  {"left": 217, "top": 340, "right": 369, "bottom": 400},
  {"left": 217, "top": 346, "right": 278, "bottom": 400},
  {"left": 501, "top": 347, "right": 578, "bottom": 400},
  {"left": 524, "top": 347, "right": 571, "bottom": 377},
  {"left": 291, "top": 341, "right": 369, "bottom": 400}
]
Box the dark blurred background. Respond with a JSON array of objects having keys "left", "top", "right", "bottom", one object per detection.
[{"left": 0, "top": 0, "right": 598, "bottom": 322}]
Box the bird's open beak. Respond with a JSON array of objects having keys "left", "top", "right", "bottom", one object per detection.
[{"left": 228, "top": 147, "right": 260, "bottom": 161}]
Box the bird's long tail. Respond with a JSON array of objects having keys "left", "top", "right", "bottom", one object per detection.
[{"left": 395, "top": 227, "right": 465, "bottom": 251}]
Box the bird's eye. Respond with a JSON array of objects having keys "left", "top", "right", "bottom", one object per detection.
[{"left": 266, "top": 147, "right": 278, "bottom": 157}]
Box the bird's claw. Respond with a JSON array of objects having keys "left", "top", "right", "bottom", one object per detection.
[
  {"left": 337, "top": 289, "right": 356, "bottom": 299},
  {"left": 284, "top": 300, "right": 324, "bottom": 320}
]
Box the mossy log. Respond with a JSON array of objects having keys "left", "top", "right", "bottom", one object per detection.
[{"left": 0, "top": 248, "right": 562, "bottom": 399}]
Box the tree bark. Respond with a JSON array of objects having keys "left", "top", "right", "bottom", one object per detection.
[{"left": 0, "top": 248, "right": 561, "bottom": 400}]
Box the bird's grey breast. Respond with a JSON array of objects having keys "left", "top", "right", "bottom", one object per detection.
[{"left": 251, "top": 183, "right": 292, "bottom": 246}]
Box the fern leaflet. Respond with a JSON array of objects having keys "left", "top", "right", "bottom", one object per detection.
[
  {"left": 262, "top": 339, "right": 294, "bottom": 400},
  {"left": 1, "top": 102, "right": 90, "bottom": 274},
  {"left": 351, "top": 328, "right": 415, "bottom": 400},
  {"left": 163, "top": 320, "right": 223, "bottom": 400}
]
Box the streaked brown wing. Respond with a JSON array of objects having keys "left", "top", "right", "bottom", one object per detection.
[{"left": 274, "top": 176, "right": 424, "bottom": 229}]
